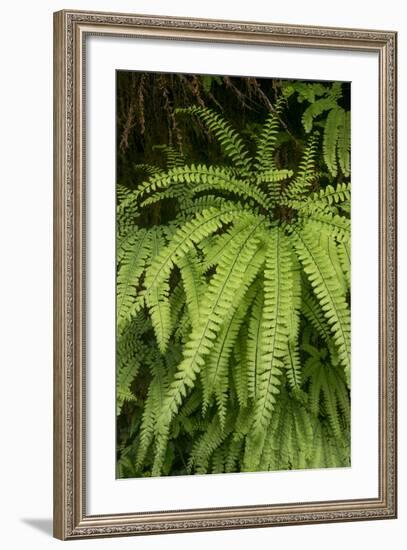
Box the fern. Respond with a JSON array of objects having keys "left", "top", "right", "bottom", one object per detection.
[
  {"left": 178, "top": 249, "right": 206, "bottom": 331},
  {"left": 337, "top": 110, "right": 351, "bottom": 176},
  {"left": 293, "top": 225, "right": 351, "bottom": 383},
  {"left": 152, "top": 144, "right": 184, "bottom": 169},
  {"left": 145, "top": 228, "right": 172, "bottom": 353},
  {"left": 188, "top": 413, "right": 233, "bottom": 474},
  {"left": 337, "top": 240, "right": 351, "bottom": 287},
  {"left": 116, "top": 229, "right": 151, "bottom": 331},
  {"left": 244, "top": 228, "right": 294, "bottom": 470},
  {"left": 140, "top": 165, "right": 270, "bottom": 210},
  {"left": 246, "top": 286, "right": 264, "bottom": 400},
  {"left": 202, "top": 278, "right": 261, "bottom": 428},
  {"left": 176, "top": 106, "right": 252, "bottom": 173},
  {"left": 116, "top": 316, "right": 146, "bottom": 414},
  {"left": 254, "top": 98, "right": 284, "bottom": 171},
  {"left": 258, "top": 387, "right": 313, "bottom": 471},
  {"left": 153, "top": 224, "right": 264, "bottom": 475},
  {"left": 116, "top": 85, "right": 351, "bottom": 478},
  {"left": 136, "top": 356, "right": 169, "bottom": 469},
  {"left": 282, "top": 134, "right": 318, "bottom": 201},
  {"left": 284, "top": 81, "right": 350, "bottom": 177},
  {"left": 289, "top": 182, "right": 351, "bottom": 214},
  {"left": 303, "top": 212, "right": 350, "bottom": 243},
  {"left": 284, "top": 263, "right": 302, "bottom": 390},
  {"left": 303, "top": 344, "right": 350, "bottom": 444},
  {"left": 233, "top": 332, "right": 249, "bottom": 408},
  {"left": 301, "top": 286, "right": 332, "bottom": 343}
]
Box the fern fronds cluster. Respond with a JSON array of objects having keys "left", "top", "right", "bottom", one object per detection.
[
  {"left": 283, "top": 81, "right": 351, "bottom": 177},
  {"left": 117, "top": 80, "right": 351, "bottom": 478}
]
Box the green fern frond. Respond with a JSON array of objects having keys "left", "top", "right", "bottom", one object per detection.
[
  {"left": 291, "top": 182, "right": 351, "bottom": 214},
  {"left": 282, "top": 81, "right": 326, "bottom": 103},
  {"left": 190, "top": 173, "right": 272, "bottom": 210},
  {"left": 169, "top": 282, "right": 186, "bottom": 334},
  {"left": 188, "top": 413, "right": 233, "bottom": 474},
  {"left": 256, "top": 169, "right": 294, "bottom": 205},
  {"left": 145, "top": 228, "right": 172, "bottom": 353},
  {"left": 134, "top": 163, "right": 165, "bottom": 178},
  {"left": 246, "top": 286, "right": 264, "bottom": 400},
  {"left": 337, "top": 110, "right": 351, "bottom": 177},
  {"left": 117, "top": 183, "right": 132, "bottom": 204},
  {"left": 139, "top": 165, "right": 269, "bottom": 209},
  {"left": 309, "top": 420, "right": 350, "bottom": 468},
  {"left": 258, "top": 388, "right": 313, "bottom": 471},
  {"left": 144, "top": 207, "right": 251, "bottom": 305},
  {"left": 284, "top": 262, "right": 302, "bottom": 390},
  {"left": 301, "top": 287, "right": 332, "bottom": 343},
  {"left": 254, "top": 99, "right": 284, "bottom": 171},
  {"left": 176, "top": 106, "right": 252, "bottom": 173},
  {"left": 245, "top": 228, "right": 294, "bottom": 470},
  {"left": 153, "top": 144, "right": 184, "bottom": 169},
  {"left": 337, "top": 240, "right": 351, "bottom": 288},
  {"left": 290, "top": 399, "right": 314, "bottom": 468},
  {"left": 256, "top": 169, "right": 294, "bottom": 185},
  {"left": 140, "top": 187, "right": 190, "bottom": 208},
  {"left": 117, "top": 230, "right": 137, "bottom": 264},
  {"left": 303, "top": 213, "right": 350, "bottom": 243},
  {"left": 179, "top": 196, "right": 232, "bottom": 218},
  {"left": 293, "top": 225, "right": 350, "bottom": 382},
  {"left": 178, "top": 249, "right": 206, "bottom": 331},
  {"left": 232, "top": 330, "right": 249, "bottom": 409},
  {"left": 116, "top": 336, "right": 140, "bottom": 414},
  {"left": 318, "top": 230, "right": 347, "bottom": 295},
  {"left": 117, "top": 229, "right": 151, "bottom": 330},
  {"left": 117, "top": 192, "right": 140, "bottom": 237},
  {"left": 116, "top": 315, "right": 147, "bottom": 414},
  {"left": 302, "top": 98, "right": 337, "bottom": 133},
  {"left": 312, "top": 182, "right": 351, "bottom": 205},
  {"left": 233, "top": 406, "right": 253, "bottom": 443},
  {"left": 200, "top": 219, "right": 254, "bottom": 271},
  {"left": 202, "top": 278, "right": 262, "bottom": 428},
  {"left": 136, "top": 164, "right": 216, "bottom": 200},
  {"left": 136, "top": 358, "right": 169, "bottom": 468},
  {"left": 323, "top": 107, "right": 344, "bottom": 176},
  {"left": 153, "top": 224, "right": 264, "bottom": 475},
  {"left": 225, "top": 438, "right": 244, "bottom": 473},
  {"left": 282, "top": 134, "right": 318, "bottom": 201},
  {"left": 287, "top": 81, "right": 350, "bottom": 177},
  {"left": 211, "top": 446, "right": 227, "bottom": 474},
  {"left": 303, "top": 353, "right": 350, "bottom": 440}
]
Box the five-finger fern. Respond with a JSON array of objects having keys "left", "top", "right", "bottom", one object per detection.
[{"left": 116, "top": 83, "right": 351, "bottom": 478}]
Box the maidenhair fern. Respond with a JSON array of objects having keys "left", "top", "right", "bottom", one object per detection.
[{"left": 116, "top": 81, "right": 351, "bottom": 478}]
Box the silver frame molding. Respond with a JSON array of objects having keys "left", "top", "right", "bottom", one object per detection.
[{"left": 53, "top": 9, "right": 397, "bottom": 540}]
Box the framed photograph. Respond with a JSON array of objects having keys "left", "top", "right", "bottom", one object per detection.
[{"left": 53, "top": 9, "right": 397, "bottom": 540}]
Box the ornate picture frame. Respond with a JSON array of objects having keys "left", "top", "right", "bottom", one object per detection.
[{"left": 53, "top": 9, "right": 397, "bottom": 540}]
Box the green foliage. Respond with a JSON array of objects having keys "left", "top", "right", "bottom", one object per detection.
[
  {"left": 116, "top": 79, "right": 351, "bottom": 477},
  {"left": 283, "top": 81, "right": 350, "bottom": 177}
]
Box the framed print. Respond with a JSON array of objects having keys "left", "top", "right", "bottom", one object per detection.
[{"left": 53, "top": 9, "right": 397, "bottom": 540}]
